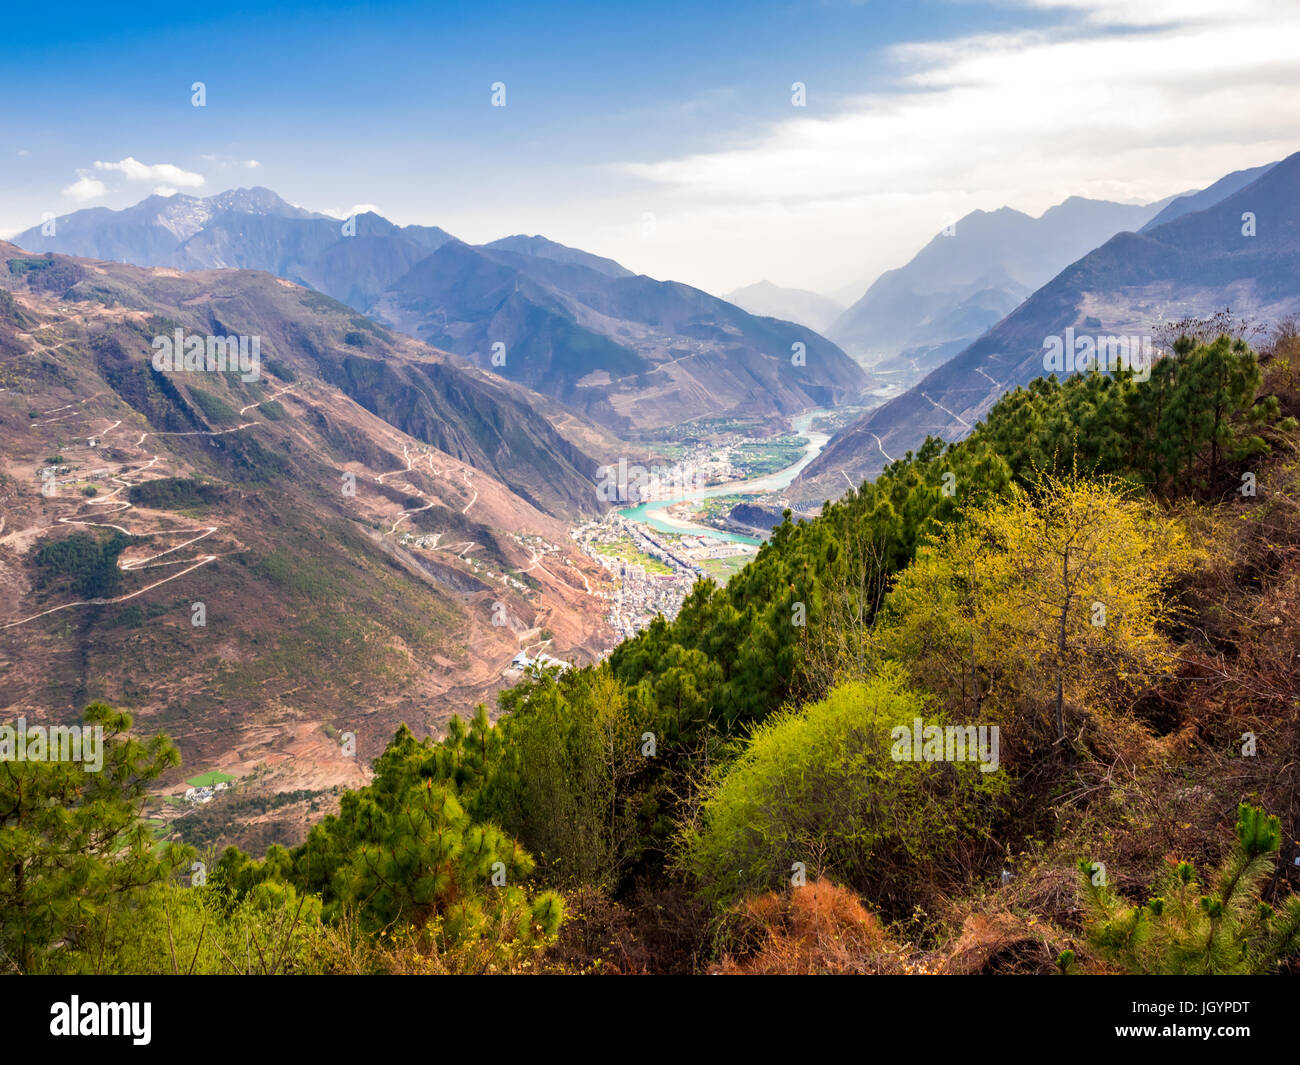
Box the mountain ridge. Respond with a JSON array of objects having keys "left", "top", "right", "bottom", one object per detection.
[
  {"left": 794, "top": 150, "right": 1300, "bottom": 502},
  {"left": 18, "top": 191, "right": 869, "bottom": 435},
  {"left": 825, "top": 194, "right": 1177, "bottom": 381}
]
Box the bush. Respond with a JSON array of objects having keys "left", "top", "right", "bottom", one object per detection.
[
  {"left": 716, "top": 880, "right": 903, "bottom": 975},
  {"left": 50, "top": 879, "right": 326, "bottom": 975},
  {"left": 188, "top": 387, "right": 238, "bottom": 424},
  {"left": 684, "top": 666, "right": 1006, "bottom": 913}
]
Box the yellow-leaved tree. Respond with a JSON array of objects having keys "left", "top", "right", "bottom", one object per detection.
[{"left": 869, "top": 475, "right": 1193, "bottom": 757}]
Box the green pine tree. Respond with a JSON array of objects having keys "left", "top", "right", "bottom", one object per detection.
[{"left": 1079, "top": 803, "right": 1300, "bottom": 974}]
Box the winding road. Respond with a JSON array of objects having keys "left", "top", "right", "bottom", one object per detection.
[{"left": 3, "top": 387, "right": 295, "bottom": 630}]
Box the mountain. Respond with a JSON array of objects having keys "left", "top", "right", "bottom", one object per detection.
[
  {"left": 724, "top": 281, "right": 845, "bottom": 333},
  {"left": 829, "top": 278, "right": 874, "bottom": 307},
  {"left": 0, "top": 242, "right": 608, "bottom": 518},
  {"left": 16, "top": 187, "right": 325, "bottom": 261},
  {"left": 371, "top": 239, "right": 869, "bottom": 434},
  {"left": 19, "top": 192, "right": 459, "bottom": 317},
  {"left": 483, "top": 235, "right": 634, "bottom": 278},
  {"left": 0, "top": 243, "right": 616, "bottom": 846},
  {"left": 1139, "top": 162, "right": 1277, "bottom": 232},
  {"left": 19, "top": 192, "right": 868, "bottom": 436},
  {"left": 826, "top": 195, "right": 1175, "bottom": 382},
  {"left": 794, "top": 151, "right": 1300, "bottom": 503}
]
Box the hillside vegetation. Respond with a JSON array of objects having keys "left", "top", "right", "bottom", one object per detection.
[{"left": 7, "top": 321, "right": 1300, "bottom": 974}]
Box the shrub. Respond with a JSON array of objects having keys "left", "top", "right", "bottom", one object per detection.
[
  {"left": 684, "top": 666, "right": 1006, "bottom": 913},
  {"left": 51, "top": 879, "right": 326, "bottom": 975},
  {"left": 716, "top": 880, "right": 903, "bottom": 975}
]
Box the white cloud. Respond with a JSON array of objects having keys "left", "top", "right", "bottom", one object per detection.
[
  {"left": 611, "top": 0, "right": 1300, "bottom": 294},
  {"left": 62, "top": 175, "right": 107, "bottom": 201},
  {"left": 154, "top": 185, "right": 178, "bottom": 197},
  {"left": 93, "top": 157, "right": 205, "bottom": 188},
  {"left": 244, "top": 159, "right": 261, "bottom": 169},
  {"left": 17, "top": 149, "right": 30, "bottom": 159}
]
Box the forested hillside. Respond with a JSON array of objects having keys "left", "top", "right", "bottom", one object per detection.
[{"left": 8, "top": 319, "right": 1300, "bottom": 975}]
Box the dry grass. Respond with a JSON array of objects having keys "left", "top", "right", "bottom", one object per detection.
[{"left": 715, "top": 880, "right": 911, "bottom": 975}]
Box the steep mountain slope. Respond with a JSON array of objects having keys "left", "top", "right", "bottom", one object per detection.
[
  {"left": 827, "top": 196, "right": 1172, "bottom": 378},
  {"left": 1139, "top": 161, "right": 1277, "bottom": 232},
  {"left": 373, "top": 239, "right": 869, "bottom": 434},
  {"left": 19, "top": 192, "right": 868, "bottom": 436},
  {"left": 483, "top": 235, "right": 634, "bottom": 278},
  {"left": 0, "top": 244, "right": 615, "bottom": 831},
  {"left": 795, "top": 151, "right": 1300, "bottom": 503},
  {"left": 0, "top": 244, "right": 603, "bottom": 518},
  {"left": 724, "top": 281, "right": 845, "bottom": 333}
]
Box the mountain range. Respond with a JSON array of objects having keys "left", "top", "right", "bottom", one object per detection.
[
  {"left": 824, "top": 193, "right": 1190, "bottom": 384},
  {"left": 794, "top": 151, "right": 1300, "bottom": 502},
  {"left": 0, "top": 242, "right": 620, "bottom": 845},
  {"left": 16, "top": 192, "right": 869, "bottom": 436}
]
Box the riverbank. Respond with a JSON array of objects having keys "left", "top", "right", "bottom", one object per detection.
[{"left": 616, "top": 408, "right": 832, "bottom": 545}]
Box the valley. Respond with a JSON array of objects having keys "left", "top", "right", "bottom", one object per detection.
[
  {"left": 0, "top": 250, "right": 624, "bottom": 851},
  {"left": 0, "top": 238, "right": 854, "bottom": 854},
  {"left": 577, "top": 407, "right": 843, "bottom": 640}
]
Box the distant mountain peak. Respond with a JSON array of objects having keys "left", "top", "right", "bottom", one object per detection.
[
  {"left": 723, "top": 280, "right": 846, "bottom": 333},
  {"left": 798, "top": 149, "right": 1300, "bottom": 504},
  {"left": 828, "top": 192, "right": 1173, "bottom": 368},
  {"left": 483, "top": 234, "right": 634, "bottom": 279}
]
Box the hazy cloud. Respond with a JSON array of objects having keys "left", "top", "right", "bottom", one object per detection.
[
  {"left": 201, "top": 155, "right": 262, "bottom": 170},
  {"left": 612, "top": 0, "right": 1300, "bottom": 292}
]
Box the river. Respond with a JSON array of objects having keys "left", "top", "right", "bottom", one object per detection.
[{"left": 616, "top": 409, "right": 831, "bottom": 546}]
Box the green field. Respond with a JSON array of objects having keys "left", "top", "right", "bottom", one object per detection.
[
  {"left": 185, "top": 770, "right": 236, "bottom": 787},
  {"left": 728, "top": 435, "right": 808, "bottom": 477},
  {"left": 598, "top": 535, "right": 674, "bottom": 574},
  {"left": 700, "top": 555, "right": 753, "bottom": 584},
  {"left": 693, "top": 494, "right": 755, "bottom": 523}
]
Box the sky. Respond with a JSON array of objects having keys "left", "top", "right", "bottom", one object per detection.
[{"left": 1, "top": 0, "right": 1297, "bottom": 300}]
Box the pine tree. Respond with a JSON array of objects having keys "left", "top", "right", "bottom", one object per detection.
[
  {"left": 0, "top": 704, "right": 190, "bottom": 973},
  {"left": 1079, "top": 803, "right": 1300, "bottom": 974}
]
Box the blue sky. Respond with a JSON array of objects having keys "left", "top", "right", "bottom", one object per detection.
[{"left": 3, "top": 0, "right": 1296, "bottom": 296}]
